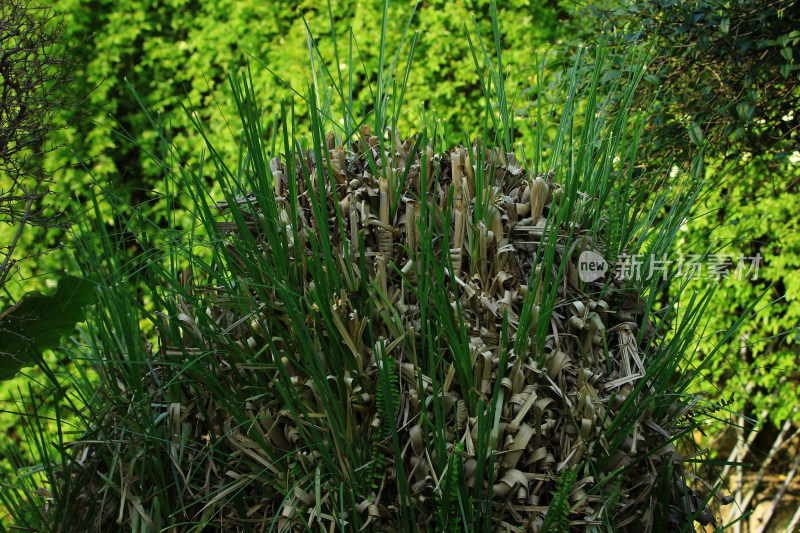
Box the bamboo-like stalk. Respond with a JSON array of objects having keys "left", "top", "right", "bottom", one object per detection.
[
  {"left": 309, "top": 168, "right": 318, "bottom": 193},
  {"left": 754, "top": 450, "right": 800, "bottom": 533},
  {"left": 378, "top": 176, "right": 393, "bottom": 260},
  {"left": 405, "top": 200, "right": 417, "bottom": 256},
  {"left": 460, "top": 149, "right": 476, "bottom": 201},
  {"left": 391, "top": 126, "right": 404, "bottom": 163},
  {"left": 350, "top": 196, "right": 359, "bottom": 263},
  {"left": 376, "top": 252, "right": 388, "bottom": 298},
  {"left": 464, "top": 149, "right": 474, "bottom": 188},
  {"left": 425, "top": 144, "right": 434, "bottom": 193},
  {"left": 729, "top": 413, "right": 795, "bottom": 528},
  {"left": 337, "top": 143, "right": 345, "bottom": 170},
  {"left": 478, "top": 220, "right": 488, "bottom": 286},
  {"left": 451, "top": 152, "right": 466, "bottom": 277},
  {"left": 386, "top": 166, "right": 396, "bottom": 212}
]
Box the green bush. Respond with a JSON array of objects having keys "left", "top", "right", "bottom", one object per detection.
[{"left": 584, "top": 0, "right": 800, "bottom": 163}]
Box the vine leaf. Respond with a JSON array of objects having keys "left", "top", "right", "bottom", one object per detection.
[{"left": 0, "top": 275, "right": 95, "bottom": 381}]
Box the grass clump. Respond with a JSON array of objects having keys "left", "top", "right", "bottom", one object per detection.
[{"left": 1, "top": 2, "right": 750, "bottom": 531}]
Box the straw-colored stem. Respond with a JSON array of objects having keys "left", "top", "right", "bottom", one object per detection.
[
  {"left": 378, "top": 176, "right": 393, "bottom": 259},
  {"left": 451, "top": 155, "right": 466, "bottom": 277},
  {"left": 479, "top": 220, "right": 488, "bottom": 286},
  {"left": 530, "top": 176, "right": 549, "bottom": 223},
  {"left": 350, "top": 197, "right": 359, "bottom": 263},
  {"left": 376, "top": 252, "right": 388, "bottom": 297},
  {"left": 425, "top": 144, "right": 434, "bottom": 193},
  {"left": 406, "top": 200, "right": 417, "bottom": 255}
]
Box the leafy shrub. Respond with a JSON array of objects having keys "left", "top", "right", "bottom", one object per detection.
[{"left": 586, "top": 0, "right": 799, "bottom": 164}]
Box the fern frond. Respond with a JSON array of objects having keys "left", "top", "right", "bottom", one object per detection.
[
  {"left": 541, "top": 468, "right": 577, "bottom": 533},
  {"left": 366, "top": 348, "right": 399, "bottom": 493},
  {"left": 435, "top": 442, "right": 465, "bottom": 532},
  {"left": 601, "top": 472, "right": 623, "bottom": 531}
]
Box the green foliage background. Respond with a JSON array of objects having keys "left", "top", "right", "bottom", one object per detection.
[{"left": 676, "top": 159, "right": 800, "bottom": 424}]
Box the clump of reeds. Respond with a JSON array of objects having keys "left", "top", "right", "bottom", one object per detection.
[{"left": 0, "top": 1, "right": 746, "bottom": 531}]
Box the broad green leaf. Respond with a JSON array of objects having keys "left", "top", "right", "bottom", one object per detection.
[
  {"left": 0, "top": 276, "right": 96, "bottom": 382},
  {"left": 780, "top": 47, "right": 793, "bottom": 62},
  {"left": 688, "top": 123, "right": 704, "bottom": 146},
  {"left": 690, "top": 153, "right": 705, "bottom": 181},
  {"left": 736, "top": 102, "right": 755, "bottom": 121},
  {"left": 698, "top": 30, "right": 709, "bottom": 51}
]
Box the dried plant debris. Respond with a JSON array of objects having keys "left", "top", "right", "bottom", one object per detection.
[{"left": 66, "top": 127, "right": 713, "bottom": 532}]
